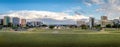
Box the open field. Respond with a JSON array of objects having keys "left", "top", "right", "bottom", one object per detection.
[{"left": 0, "top": 28, "right": 120, "bottom": 47}]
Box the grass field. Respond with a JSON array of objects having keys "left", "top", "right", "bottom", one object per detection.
[{"left": 0, "top": 28, "right": 120, "bottom": 47}]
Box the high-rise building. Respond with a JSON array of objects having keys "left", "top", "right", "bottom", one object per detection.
[
  {"left": 4, "top": 16, "right": 11, "bottom": 26},
  {"left": 12, "top": 17, "right": 20, "bottom": 26},
  {"left": 0, "top": 19, "right": 3, "bottom": 25},
  {"left": 101, "top": 16, "right": 108, "bottom": 27},
  {"left": 107, "top": 20, "right": 114, "bottom": 26},
  {"left": 27, "top": 22, "right": 34, "bottom": 27},
  {"left": 119, "top": 17, "right": 120, "bottom": 20},
  {"left": 21, "top": 19, "right": 26, "bottom": 27},
  {"left": 101, "top": 16, "right": 108, "bottom": 20},
  {"left": 113, "top": 19, "right": 119, "bottom": 24},
  {"left": 36, "top": 21, "right": 43, "bottom": 26},
  {"left": 89, "top": 17, "right": 95, "bottom": 29}
]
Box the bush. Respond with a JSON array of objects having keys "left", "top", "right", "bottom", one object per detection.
[
  {"left": 49, "top": 25, "right": 55, "bottom": 29},
  {"left": 42, "top": 24, "right": 48, "bottom": 27},
  {"left": 12, "top": 26, "right": 18, "bottom": 29},
  {"left": 81, "top": 25, "right": 88, "bottom": 29},
  {"left": 69, "top": 25, "right": 77, "bottom": 28},
  {"left": 95, "top": 24, "right": 102, "bottom": 31},
  {"left": 106, "top": 24, "right": 112, "bottom": 28}
]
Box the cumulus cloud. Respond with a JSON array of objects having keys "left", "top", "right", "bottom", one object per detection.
[
  {"left": 63, "top": 6, "right": 82, "bottom": 13},
  {"left": 0, "top": 10, "right": 88, "bottom": 25},
  {"left": 6, "top": 10, "right": 88, "bottom": 20},
  {"left": 84, "top": 0, "right": 120, "bottom": 19}
]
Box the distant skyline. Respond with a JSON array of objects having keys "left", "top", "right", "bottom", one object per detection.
[{"left": 0, "top": 0, "right": 120, "bottom": 20}]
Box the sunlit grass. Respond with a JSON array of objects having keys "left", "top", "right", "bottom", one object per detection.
[{"left": 0, "top": 28, "right": 120, "bottom": 47}]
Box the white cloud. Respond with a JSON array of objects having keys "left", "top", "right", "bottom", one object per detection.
[
  {"left": 84, "top": 0, "right": 105, "bottom": 6},
  {"left": 84, "top": 0, "right": 120, "bottom": 19},
  {"left": 84, "top": 2, "right": 92, "bottom": 6},
  {"left": 3, "top": 10, "right": 88, "bottom": 20},
  {"left": 91, "top": 0, "right": 105, "bottom": 5},
  {"left": 0, "top": 10, "right": 88, "bottom": 25},
  {"left": 63, "top": 6, "right": 81, "bottom": 13}
]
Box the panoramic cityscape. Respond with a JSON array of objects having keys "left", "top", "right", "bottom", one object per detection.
[
  {"left": 0, "top": 15, "right": 120, "bottom": 31},
  {"left": 1, "top": 0, "right": 120, "bottom": 47}
]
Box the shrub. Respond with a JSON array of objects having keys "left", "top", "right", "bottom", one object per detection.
[
  {"left": 81, "top": 25, "right": 88, "bottom": 29},
  {"left": 49, "top": 25, "right": 55, "bottom": 29}
]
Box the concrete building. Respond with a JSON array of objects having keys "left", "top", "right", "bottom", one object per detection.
[
  {"left": 101, "top": 16, "right": 108, "bottom": 20},
  {"left": 101, "top": 16, "right": 108, "bottom": 27},
  {"left": 21, "top": 19, "right": 26, "bottom": 27},
  {"left": 0, "top": 19, "right": 3, "bottom": 25},
  {"left": 3, "top": 16, "right": 11, "bottom": 26},
  {"left": 107, "top": 20, "right": 114, "bottom": 26},
  {"left": 27, "top": 21, "right": 43, "bottom": 27},
  {"left": 113, "top": 19, "right": 119, "bottom": 24},
  {"left": 27, "top": 22, "right": 34, "bottom": 27},
  {"left": 119, "top": 17, "right": 120, "bottom": 21},
  {"left": 12, "top": 17, "right": 20, "bottom": 26},
  {"left": 89, "top": 17, "right": 95, "bottom": 29}
]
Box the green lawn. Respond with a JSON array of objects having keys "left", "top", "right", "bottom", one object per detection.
[{"left": 0, "top": 28, "right": 120, "bottom": 47}]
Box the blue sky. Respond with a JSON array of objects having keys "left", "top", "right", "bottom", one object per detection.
[
  {"left": 0, "top": 0, "right": 119, "bottom": 20},
  {"left": 0, "top": 0, "right": 101, "bottom": 18},
  {"left": 0, "top": 0, "right": 82, "bottom": 12}
]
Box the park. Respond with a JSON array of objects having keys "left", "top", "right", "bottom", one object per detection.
[{"left": 0, "top": 28, "right": 120, "bottom": 47}]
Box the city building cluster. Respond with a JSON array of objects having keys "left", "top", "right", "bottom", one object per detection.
[
  {"left": 0, "top": 16, "right": 119, "bottom": 31},
  {"left": 77, "top": 16, "right": 120, "bottom": 29},
  {"left": 0, "top": 16, "right": 43, "bottom": 28},
  {"left": 0, "top": 16, "right": 26, "bottom": 27}
]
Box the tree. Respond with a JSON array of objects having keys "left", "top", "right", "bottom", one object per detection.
[
  {"left": 94, "top": 24, "right": 102, "bottom": 31},
  {"left": 8, "top": 23, "right": 13, "bottom": 27},
  {"left": 17, "top": 24, "right": 20, "bottom": 27},
  {"left": 12, "top": 25, "right": 18, "bottom": 29},
  {"left": 49, "top": 25, "right": 55, "bottom": 29},
  {"left": 81, "top": 24, "right": 88, "bottom": 29},
  {"left": 42, "top": 24, "right": 48, "bottom": 27},
  {"left": 95, "top": 24, "right": 101, "bottom": 28},
  {"left": 69, "top": 25, "right": 77, "bottom": 28},
  {"left": 106, "top": 24, "right": 112, "bottom": 28},
  {"left": 112, "top": 23, "right": 119, "bottom": 28},
  {"left": 118, "top": 24, "right": 120, "bottom": 28}
]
